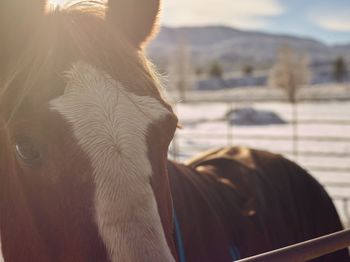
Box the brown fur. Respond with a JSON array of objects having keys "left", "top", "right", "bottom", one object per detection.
[
  {"left": 168, "top": 147, "right": 349, "bottom": 261},
  {"left": 107, "top": 0, "right": 161, "bottom": 47},
  {"left": 0, "top": 106, "right": 108, "bottom": 261},
  {"left": 1, "top": 3, "right": 166, "bottom": 119},
  {"left": 0, "top": 0, "right": 177, "bottom": 261}
]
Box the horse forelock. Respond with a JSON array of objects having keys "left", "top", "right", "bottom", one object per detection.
[{"left": 0, "top": 2, "right": 172, "bottom": 123}]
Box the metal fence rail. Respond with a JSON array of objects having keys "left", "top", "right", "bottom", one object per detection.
[
  {"left": 177, "top": 133, "right": 350, "bottom": 143},
  {"left": 236, "top": 229, "right": 350, "bottom": 262}
]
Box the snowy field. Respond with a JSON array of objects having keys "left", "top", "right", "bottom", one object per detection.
[{"left": 170, "top": 100, "right": 350, "bottom": 225}]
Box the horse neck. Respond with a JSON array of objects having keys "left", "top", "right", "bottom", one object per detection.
[{"left": 150, "top": 157, "right": 178, "bottom": 259}]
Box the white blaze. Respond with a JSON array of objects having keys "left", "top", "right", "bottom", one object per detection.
[{"left": 51, "top": 62, "right": 174, "bottom": 262}]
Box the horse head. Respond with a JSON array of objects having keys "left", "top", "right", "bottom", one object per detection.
[{"left": 0, "top": 1, "right": 177, "bottom": 261}]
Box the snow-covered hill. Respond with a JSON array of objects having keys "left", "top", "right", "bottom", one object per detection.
[{"left": 148, "top": 26, "right": 350, "bottom": 70}]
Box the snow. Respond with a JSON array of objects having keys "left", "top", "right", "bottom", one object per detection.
[{"left": 170, "top": 101, "right": 350, "bottom": 225}]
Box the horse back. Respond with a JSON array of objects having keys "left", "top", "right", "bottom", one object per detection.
[{"left": 168, "top": 147, "right": 349, "bottom": 261}]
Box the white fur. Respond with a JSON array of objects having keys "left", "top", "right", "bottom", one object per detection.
[{"left": 50, "top": 62, "right": 175, "bottom": 262}]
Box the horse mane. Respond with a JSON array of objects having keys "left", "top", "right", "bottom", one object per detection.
[{"left": 0, "top": 0, "right": 167, "bottom": 122}]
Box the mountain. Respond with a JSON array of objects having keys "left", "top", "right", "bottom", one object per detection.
[{"left": 147, "top": 26, "right": 350, "bottom": 71}]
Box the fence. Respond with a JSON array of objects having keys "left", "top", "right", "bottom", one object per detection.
[
  {"left": 236, "top": 228, "right": 350, "bottom": 261},
  {"left": 169, "top": 101, "right": 350, "bottom": 226}
]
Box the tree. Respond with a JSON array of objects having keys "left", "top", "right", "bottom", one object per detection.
[
  {"left": 269, "top": 46, "right": 310, "bottom": 103},
  {"left": 334, "top": 57, "right": 347, "bottom": 83},
  {"left": 268, "top": 46, "right": 311, "bottom": 158},
  {"left": 168, "top": 36, "right": 192, "bottom": 102},
  {"left": 209, "top": 61, "right": 223, "bottom": 78}
]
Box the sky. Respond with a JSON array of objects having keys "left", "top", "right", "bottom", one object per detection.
[{"left": 161, "top": 0, "right": 350, "bottom": 45}]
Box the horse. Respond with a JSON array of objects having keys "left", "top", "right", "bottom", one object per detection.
[{"left": 0, "top": 0, "right": 348, "bottom": 261}]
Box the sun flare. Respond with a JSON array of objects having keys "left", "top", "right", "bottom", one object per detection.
[{"left": 49, "top": 0, "right": 66, "bottom": 7}]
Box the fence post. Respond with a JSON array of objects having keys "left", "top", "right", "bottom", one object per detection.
[
  {"left": 342, "top": 198, "right": 350, "bottom": 226},
  {"left": 227, "top": 102, "right": 234, "bottom": 147},
  {"left": 172, "top": 104, "right": 180, "bottom": 161},
  {"left": 292, "top": 101, "right": 299, "bottom": 160},
  {"left": 172, "top": 135, "right": 179, "bottom": 161}
]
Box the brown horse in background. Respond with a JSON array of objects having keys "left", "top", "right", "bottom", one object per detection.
[{"left": 0, "top": 0, "right": 348, "bottom": 261}]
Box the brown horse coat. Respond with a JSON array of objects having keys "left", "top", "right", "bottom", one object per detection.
[{"left": 168, "top": 147, "right": 349, "bottom": 261}]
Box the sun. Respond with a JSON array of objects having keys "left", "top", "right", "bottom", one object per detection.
[{"left": 49, "top": 0, "right": 66, "bottom": 7}]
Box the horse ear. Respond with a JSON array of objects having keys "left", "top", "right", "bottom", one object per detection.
[
  {"left": 106, "top": 0, "right": 161, "bottom": 48},
  {"left": 0, "top": 0, "right": 47, "bottom": 52}
]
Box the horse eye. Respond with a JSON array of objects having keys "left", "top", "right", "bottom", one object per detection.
[{"left": 15, "top": 138, "right": 41, "bottom": 163}]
